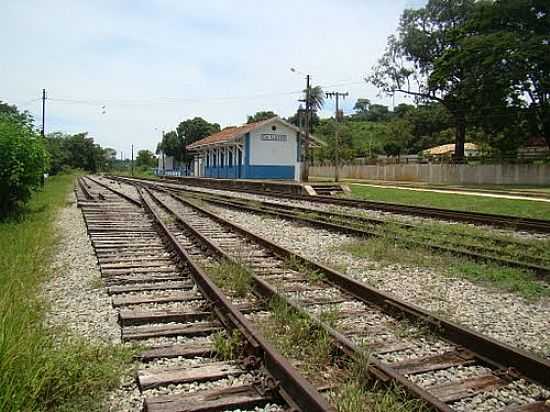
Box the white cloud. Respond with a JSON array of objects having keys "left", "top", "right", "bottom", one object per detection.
[{"left": 0, "top": 0, "right": 423, "bottom": 157}]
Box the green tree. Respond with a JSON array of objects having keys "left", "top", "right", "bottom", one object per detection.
[
  {"left": 45, "top": 133, "right": 69, "bottom": 175},
  {"left": 305, "top": 86, "right": 325, "bottom": 112},
  {"left": 350, "top": 101, "right": 392, "bottom": 122},
  {"left": 175, "top": 117, "right": 220, "bottom": 165},
  {"left": 403, "top": 103, "right": 453, "bottom": 153},
  {"left": 369, "top": 0, "right": 479, "bottom": 161},
  {"left": 157, "top": 131, "right": 179, "bottom": 158},
  {"left": 246, "top": 111, "right": 277, "bottom": 123},
  {"left": 135, "top": 149, "right": 157, "bottom": 168},
  {"left": 353, "top": 98, "right": 371, "bottom": 114},
  {"left": 0, "top": 101, "right": 33, "bottom": 128},
  {"left": 0, "top": 114, "right": 48, "bottom": 217},
  {"left": 314, "top": 119, "right": 355, "bottom": 163},
  {"left": 45, "top": 132, "right": 105, "bottom": 173},
  {"left": 461, "top": 0, "right": 550, "bottom": 148},
  {"left": 287, "top": 105, "right": 320, "bottom": 131},
  {"left": 393, "top": 103, "right": 415, "bottom": 118}
]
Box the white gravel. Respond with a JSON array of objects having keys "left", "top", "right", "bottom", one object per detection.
[
  {"left": 208, "top": 205, "right": 550, "bottom": 358},
  {"left": 42, "top": 191, "right": 120, "bottom": 343},
  {"left": 176, "top": 184, "right": 550, "bottom": 241}
]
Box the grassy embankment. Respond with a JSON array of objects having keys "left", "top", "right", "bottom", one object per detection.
[
  {"left": 333, "top": 185, "right": 550, "bottom": 299},
  {"left": 348, "top": 184, "right": 550, "bottom": 220},
  {"left": 0, "top": 174, "right": 134, "bottom": 411},
  {"left": 340, "top": 235, "right": 550, "bottom": 301}
]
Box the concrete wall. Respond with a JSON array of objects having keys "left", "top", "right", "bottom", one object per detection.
[
  {"left": 248, "top": 123, "right": 298, "bottom": 166},
  {"left": 310, "top": 163, "right": 550, "bottom": 185}
]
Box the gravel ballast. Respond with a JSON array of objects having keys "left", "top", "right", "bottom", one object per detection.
[
  {"left": 209, "top": 205, "right": 550, "bottom": 358},
  {"left": 42, "top": 192, "right": 120, "bottom": 343}
]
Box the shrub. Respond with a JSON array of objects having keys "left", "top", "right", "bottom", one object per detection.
[{"left": 0, "top": 115, "right": 48, "bottom": 217}]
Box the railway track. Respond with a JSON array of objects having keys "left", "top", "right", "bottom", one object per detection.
[
  {"left": 110, "top": 176, "right": 550, "bottom": 279},
  {"left": 75, "top": 177, "right": 332, "bottom": 412},
  {"left": 114, "top": 175, "right": 550, "bottom": 234},
  {"left": 101, "top": 176, "right": 550, "bottom": 412}
]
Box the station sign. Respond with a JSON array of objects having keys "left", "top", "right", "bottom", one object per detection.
[{"left": 261, "top": 134, "right": 287, "bottom": 142}]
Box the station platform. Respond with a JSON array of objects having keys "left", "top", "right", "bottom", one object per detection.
[{"left": 160, "top": 176, "right": 349, "bottom": 196}]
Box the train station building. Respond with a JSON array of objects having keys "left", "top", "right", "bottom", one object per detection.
[{"left": 186, "top": 116, "right": 320, "bottom": 181}]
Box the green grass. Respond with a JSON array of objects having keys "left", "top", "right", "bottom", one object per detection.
[
  {"left": 340, "top": 237, "right": 549, "bottom": 300},
  {"left": 0, "top": 174, "right": 135, "bottom": 411},
  {"left": 258, "top": 298, "right": 334, "bottom": 377},
  {"left": 212, "top": 330, "right": 243, "bottom": 361},
  {"left": 208, "top": 259, "right": 253, "bottom": 297},
  {"left": 258, "top": 298, "right": 429, "bottom": 411},
  {"left": 348, "top": 184, "right": 550, "bottom": 220}
]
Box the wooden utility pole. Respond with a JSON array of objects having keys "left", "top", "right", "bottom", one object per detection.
[
  {"left": 131, "top": 144, "right": 134, "bottom": 176},
  {"left": 325, "top": 91, "right": 348, "bottom": 182},
  {"left": 161, "top": 130, "right": 166, "bottom": 176},
  {"left": 41, "top": 89, "right": 46, "bottom": 137},
  {"left": 301, "top": 75, "right": 311, "bottom": 182}
]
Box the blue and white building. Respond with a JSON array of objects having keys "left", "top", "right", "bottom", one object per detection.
[{"left": 187, "top": 116, "right": 320, "bottom": 181}]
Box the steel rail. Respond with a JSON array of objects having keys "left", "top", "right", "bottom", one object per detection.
[
  {"left": 85, "top": 176, "right": 142, "bottom": 207},
  {"left": 138, "top": 187, "right": 334, "bottom": 412},
  {"left": 164, "top": 184, "right": 548, "bottom": 250},
  {"left": 115, "top": 175, "right": 550, "bottom": 233},
  {"left": 153, "top": 188, "right": 550, "bottom": 389},
  {"left": 143, "top": 187, "right": 453, "bottom": 412},
  {"left": 110, "top": 176, "right": 550, "bottom": 256},
  {"left": 108, "top": 176, "right": 550, "bottom": 277},
  {"left": 77, "top": 177, "right": 96, "bottom": 200},
  {"left": 83, "top": 181, "right": 314, "bottom": 412},
  {"left": 115, "top": 175, "right": 549, "bottom": 278},
  {"left": 183, "top": 190, "right": 550, "bottom": 279}
]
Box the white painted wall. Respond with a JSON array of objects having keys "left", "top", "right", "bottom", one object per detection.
[
  {"left": 157, "top": 152, "right": 175, "bottom": 170},
  {"left": 249, "top": 122, "right": 298, "bottom": 166}
]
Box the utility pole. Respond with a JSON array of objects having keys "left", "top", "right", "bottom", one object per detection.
[
  {"left": 301, "top": 75, "right": 311, "bottom": 182},
  {"left": 131, "top": 144, "right": 134, "bottom": 176},
  {"left": 325, "top": 91, "right": 349, "bottom": 182},
  {"left": 162, "top": 130, "right": 166, "bottom": 176},
  {"left": 41, "top": 89, "right": 46, "bottom": 137}
]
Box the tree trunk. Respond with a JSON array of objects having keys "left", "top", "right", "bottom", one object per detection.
[{"left": 454, "top": 114, "right": 466, "bottom": 163}]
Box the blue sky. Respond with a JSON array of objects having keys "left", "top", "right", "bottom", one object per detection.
[{"left": 0, "top": 0, "right": 426, "bottom": 157}]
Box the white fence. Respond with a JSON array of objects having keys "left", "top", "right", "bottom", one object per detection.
[{"left": 310, "top": 163, "right": 550, "bottom": 185}]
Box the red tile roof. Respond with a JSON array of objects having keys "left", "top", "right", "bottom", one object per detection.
[{"left": 186, "top": 117, "right": 276, "bottom": 150}]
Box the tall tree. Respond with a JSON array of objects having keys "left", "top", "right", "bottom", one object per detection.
[
  {"left": 157, "top": 131, "right": 180, "bottom": 158},
  {"left": 0, "top": 101, "right": 33, "bottom": 127},
  {"left": 463, "top": 0, "right": 550, "bottom": 148},
  {"left": 305, "top": 86, "right": 325, "bottom": 112},
  {"left": 175, "top": 117, "right": 220, "bottom": 165},
  {"left": 135, "top": 149, "right": 157, "bottom": 168},
  {"left": 369, "top": 0, "right": 479, "bottom": 161},
  {"left": 353, "top": 98, "right": 371, "bottom": 114},
  {"left": 247, "top": 111, "right": 277, "bottom": 123}
]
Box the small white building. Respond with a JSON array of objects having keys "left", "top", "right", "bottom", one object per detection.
[{"left": 186, "top": 116, "right": 320, "bottom": 181}]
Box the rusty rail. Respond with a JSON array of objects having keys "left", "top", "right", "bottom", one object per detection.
[
  {"left": 139, "top": 187, "right": 334, "bottom": 412},
  {"left": 113, "top": 175, "right": 550, "bottom": 233},
  {"left": 149, "top": 188, "right": 550, "bottom": 389}
]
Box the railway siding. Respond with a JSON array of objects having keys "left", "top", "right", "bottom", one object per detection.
[
  {"left": 134, "top": 184, "right": 548, "bottom": 410},
  {"left": 75, "top": 177, "right": 332, "bottom": 412}
]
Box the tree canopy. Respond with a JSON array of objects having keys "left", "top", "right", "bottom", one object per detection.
[
  {"left": 156, "top": 117, "right": 220, "bottom": 166},
  {"left": 369, "top": 0, "right": 550, "bottom": 159},
  {"left": 135, "top": 149, "right": 157, "bottom": 168},
  {"left": 247, "top": 111, "right": 277, "bottom": 123}
]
